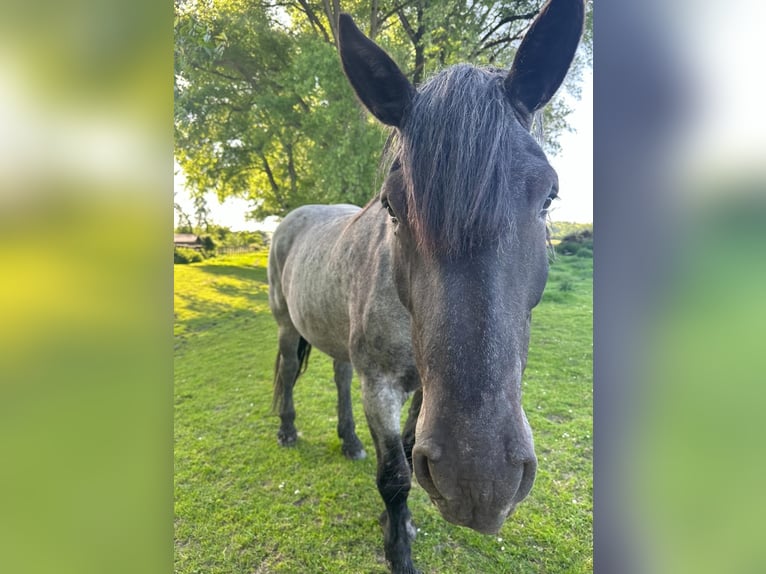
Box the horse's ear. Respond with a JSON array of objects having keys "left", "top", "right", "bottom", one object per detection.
[
  {"left": 338, "top": 13, "right": 415, "bottom": 127},
  {"left": 505, "top": 0, "right": 585, "bottom": 128}
]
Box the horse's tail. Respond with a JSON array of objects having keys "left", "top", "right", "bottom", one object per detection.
[{"left": 272, "top": 336, "right": 312, "bottom": 413}]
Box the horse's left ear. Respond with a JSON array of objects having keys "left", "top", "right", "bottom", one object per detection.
[
  {"left": 338, "top": 13, "right": 415, "bottom": 128},
  {"left": 505, "top": 0, "right": 585, "bottom": 128}
]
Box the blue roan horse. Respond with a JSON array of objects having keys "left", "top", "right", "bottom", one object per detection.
[{"left": 267, "top": 2, "right": 584, "bottom": 572}]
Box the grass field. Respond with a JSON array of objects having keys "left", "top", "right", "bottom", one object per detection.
[{"left": 174, "top": 249, "right": 592, "bottom": 573}]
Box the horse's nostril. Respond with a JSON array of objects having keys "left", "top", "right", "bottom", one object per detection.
[
  {"left": 514, "top": 458, "right": 537, "bottom": 504},
  {"left": 413, "top": 449, "right": 440, "bottom": 500},
  {"left": 413, "top": 450, "right": 429, "bottom": 481}
]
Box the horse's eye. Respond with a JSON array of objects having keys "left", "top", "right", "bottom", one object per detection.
[
  {"left": 541, "top": 186, "right": 558, "bottom": 214},
  {"left": 381, "top": 197, "right": 398, "bottom": 223}
]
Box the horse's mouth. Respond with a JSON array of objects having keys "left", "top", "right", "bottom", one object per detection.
[
  {"left": 428, "top": 495, "right": 511, "bottom": 535},
  {"left": 431, "top": 498, "right": 513, "bottom": 534}
]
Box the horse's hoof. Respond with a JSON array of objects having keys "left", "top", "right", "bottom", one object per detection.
[
  {"left": 391, "top": 561, "right": 421, "bottom": 574},
  {"left": 341, "top": 436, "right": 366, "bottom": 460},
  {"left": 343, "top": 447, "right": 366, "bottom": 460},
  {"left": 277, "top": 431, "right": 297, "bottom": 447}
]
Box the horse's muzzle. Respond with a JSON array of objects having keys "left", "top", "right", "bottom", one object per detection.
[{"left": 412, "top": 440, "right": 537, "bottom": 534}]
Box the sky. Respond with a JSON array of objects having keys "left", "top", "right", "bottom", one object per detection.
[
  {"left": 547, "top": 69, "right": 593, "bottom": 223},
  {"left": 174, "top": 69, "right": 593, "bottom": 230}
]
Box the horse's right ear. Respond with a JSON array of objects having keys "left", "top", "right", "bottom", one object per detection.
[{"left": 338, "top": 13, "right": 415, "bottom": 128}]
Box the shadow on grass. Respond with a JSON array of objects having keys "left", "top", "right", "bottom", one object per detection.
[
  {"left": 195, "top": 263, "right": 269, "bottom": 284},
  {"left": 175, "top": 260, "right": 274, "bottom": 342}
]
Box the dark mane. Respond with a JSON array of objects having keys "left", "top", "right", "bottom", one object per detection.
[{"left": 393, "top": 64, "right": 522, "bottom": 256}]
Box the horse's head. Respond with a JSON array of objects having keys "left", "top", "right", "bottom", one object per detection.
[{"left": 339, "top": 1, "right": 584, "bottom": 534}]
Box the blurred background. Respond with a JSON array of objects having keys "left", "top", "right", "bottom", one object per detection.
[
  {"left": 594, "top": 1, "right": 766, "bottom": 572},
  {"left": 1, "top": 0, "right": 764, "bottom": 572},
  {"left": 0, "top": 1, "right": 170, "bottom": 573}
]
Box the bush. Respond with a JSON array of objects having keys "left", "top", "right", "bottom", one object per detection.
[
  {"left": 556, "top": 242, "right": 578, "bottom": 255},
  {"left": 199, "top": 235, "right": 216, "bottom": 251},
  {"left": 555, "top": 229, "right": 593, "bottom": 257},
  {"left": 174, "top": 247, "right": 204, "bottom": 264},
  {"left": 248, "top": 232, "right": 267, "bottom": 249},
  {"left": 549, "top": 221, "right": 593, "bottom": 242}
]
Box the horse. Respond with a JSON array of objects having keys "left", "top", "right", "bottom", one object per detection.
[{"left": 267, "top": 3, "right": 584, "bottom": 572}]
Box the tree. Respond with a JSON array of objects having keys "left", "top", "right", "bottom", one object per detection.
[
  {"left": 175, "top": 0, "right": 592, "bottom": 218},
  {"left": 193, "top": 192, "right": 211, "bottom": 232},
  {"left": 174, "top": 192, "right": 193, "bottom": 233},
  {"left": 175, "top": 0, "right": 387, "bottom": 218}
]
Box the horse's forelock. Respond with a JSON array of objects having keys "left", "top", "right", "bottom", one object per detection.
[{"left": 396, "top": 65, "right": 520, "bottom": 256}]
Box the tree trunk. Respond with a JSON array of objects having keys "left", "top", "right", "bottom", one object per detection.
[{"left": 258, "top": 151, "right": 287, "bottom": 211}]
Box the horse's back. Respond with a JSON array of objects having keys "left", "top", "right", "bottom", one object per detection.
[
  {"left": 268, "top": 204, "right": 363, "bottom": 360},
  {"left": 270, "top": 204, "right": 360, "bottom": 260},
  {"left": 270, "top": 203, "right": 359, "bottom": 276}
]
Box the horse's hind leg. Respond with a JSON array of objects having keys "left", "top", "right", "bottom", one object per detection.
[
  {"left": 274, "top": 327, "right": 303, "bottom": 447},
  {"left": 333, "top": 360, "right": 366, "bottom": 460}
]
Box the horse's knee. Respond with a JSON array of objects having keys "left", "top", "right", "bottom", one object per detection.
[{"left": 377, "top": 461, "right": 412, "bottom": 505}]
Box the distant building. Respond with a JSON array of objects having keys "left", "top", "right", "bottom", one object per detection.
[{"left": 174, "top": 234, "right": 203, "bottom": 250}]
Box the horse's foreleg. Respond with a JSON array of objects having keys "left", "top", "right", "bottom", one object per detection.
[
  {"left": 361, "top": 378, "right": 420, "bottom": 574},
  {"left": 333, "top": 360, "right": 366, "bottom": 460},
  {"left": 275, "top": 329, "right": 301, "bottom": 447}
]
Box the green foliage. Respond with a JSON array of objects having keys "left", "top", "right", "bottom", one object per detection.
[
  {"left": 174, "top": 225, "right": 268, "bottom": 254},
  {"left": 555, "top": 228, "right": 593, "bottom": 258},
  {"left": 196, "top": 235, "right": 214, "bottom": 251},
  {"left": 239, "top": 232, "right": 267, "bottom": 250},
  {"left": 174, "top": 252, "right": 592, "bottom": 572},
  {"left": 175, "top": 1, "right": 387, "bottom": 218},
  {"left": 211, "top": 225, "right": 268, "bottom": 249},
  {"left": 174, "top": 247, "right": 204, "bottom": 264},
  {"left": 175, "top": 1, "right": 593, "bottom": 217},
  {"left": 549, "top": 221, "right": 593, "bottom": 241}
]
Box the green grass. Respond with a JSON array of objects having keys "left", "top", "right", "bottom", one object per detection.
[{"left": 175, "top": 251, "right": 592, "bottom": 573}]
